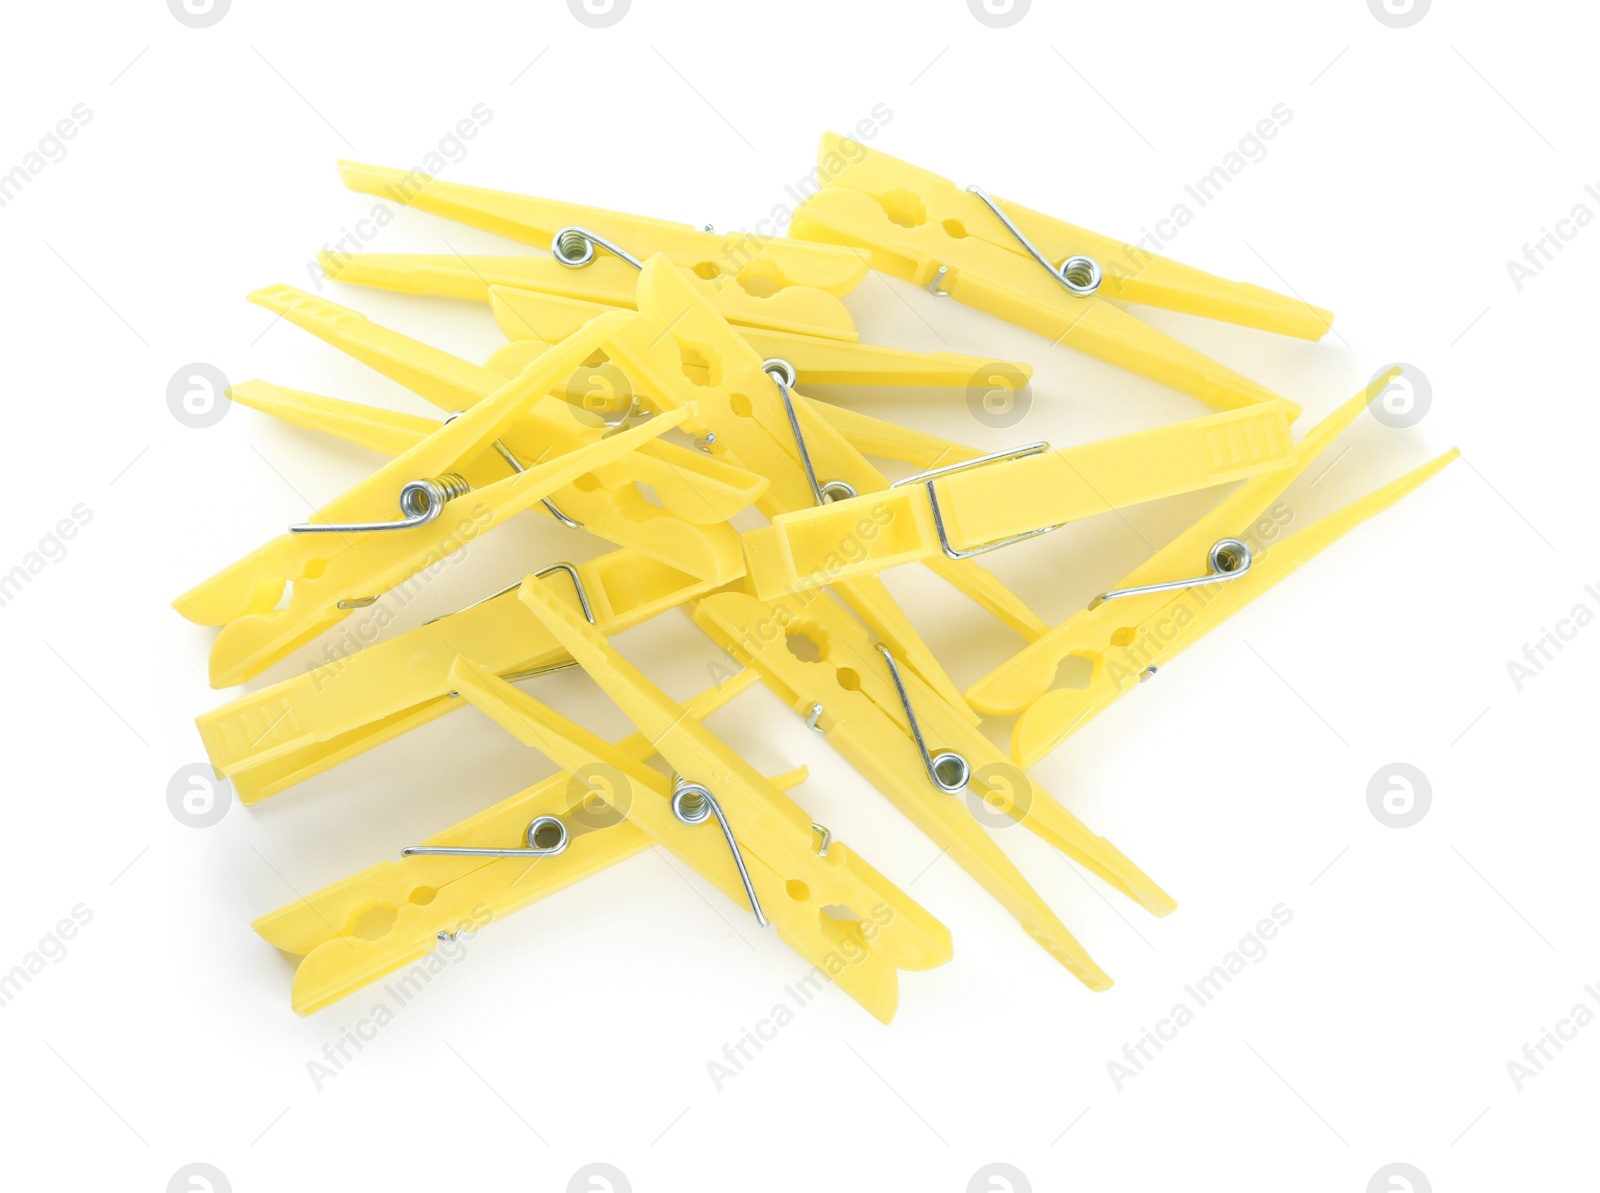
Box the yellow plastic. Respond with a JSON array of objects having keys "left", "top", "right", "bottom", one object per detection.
[
  {"left": 197, "top": 556, "right": 718, "bottom": 803},
  {"left": 486, "top": 338, "right": 994, "bottom": 472},
  {"left": 603, "top": 257, "right": 1060, "bottom": 713},
  {"left": 229, "top": 380, "right": 746, "bottom": 585},
  {"left": 336, "top": 160, "right": 868, "bottom": 294},
  {"left": 461, "top": 578, "right": 956, "bottom": 1022},
  {"left": 965, "top": 373, "right": 1459, "bottom": 766},
  {"left": 253, "top": 669, "right": 772, "bottom": 1014},
  {"left": 789, "top": 135, "right": 1320, "bottom": 414},
  {"left": 742, "top": 401, "right": 1298, "bottom": 598},
  {"left": 320, "top": 163, "right": 866, "bottom": 341},
  {"left": 695, "top": 588, "right": 1175, "bottom": 990},
  {"left": 247, "top": 284, "right": 768, "bottom": 525},
  {"left": 486, "top": 285, "right": 1033, "bottom": 389},
  {"left": 172, "top": 311, "right": 686, "bottom": 686}
]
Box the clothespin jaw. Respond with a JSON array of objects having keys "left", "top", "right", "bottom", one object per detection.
[
  {"left": 987, "top": 195, "right": 1335, "bottom": 341},
  {"left": 173, "top": 311, "right": 689, "bottom": 686},
  {"left": 228, "top": 379, "right": 747, "bottom": 585},
  {"left": 787, "top": 135, "right": 1305, "bottom": 415},
  {"left": 335, "top": 160, "right": 870, "bottom": 296},
  {"left": 489, "top": 582, "right": 947, "bottom": 1017},
  {"left": 694, "top": 588, "right": 1174, "bottom": 990},
  {"left": 964, "top": 373, "right": 1458, "bottom": 767},
  {"left": 600, "top": 255, "right": 1045, "bottom": 718},
  {"left": 741, "top": 400, "right": 1299, "bottom": 599},
  {"left": 246, "top": 283, "right": 771, "bottom": 526},
  {"left": 195, "top": 551, "right": 719, "bottom": 804},
  {"left": 486, "top": 284, "right": 1035, "bottom": 390},
  {"left": 320, "top": 247, "right": 864, "bottom": 342},
  {"left": 796, "top": 135, "right": 1332, "bottom": 341},
  {"left": 319, "top": 159, "right": 871, "bottom": 342},
  {"left": 253, "top": 670, "right": 767, "bottom": 1015},
  {"left": 454, "top": 649, "right": 947, "bottom": 1023}
]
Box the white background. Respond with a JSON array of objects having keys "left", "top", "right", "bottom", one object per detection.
[{"left": 1, "top": 1, "right": 1594, "bottom": 1190}]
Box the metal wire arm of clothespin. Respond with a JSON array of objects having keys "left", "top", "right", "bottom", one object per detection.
[
  {"left": 875, "top": 643, "right": 971, "bottom": 795},
  {"left": 927, "top": 187, "right": 1103, "bottom": 299}
]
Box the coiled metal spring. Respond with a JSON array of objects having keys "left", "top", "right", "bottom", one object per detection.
[
  {"left": 291, "top": 472, "right": 471, "bottom": 534},
  {"left": 672, "top": 778, "right": 769, "bottom": 927},
  {"left": 552, "top": 225, "right": 644, "bottom": 271}
]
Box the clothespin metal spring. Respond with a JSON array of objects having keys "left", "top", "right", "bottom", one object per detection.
[
  {"left": 291, "top": 472, "right": 471, "bottom": 534},
  {"left": 1089, "top": 538, "right": 1253, "bottom": 609},
  {"left": 553, "top": 226, "right": 645, "bottom": 271},
  {"left": 671, "top": 778, "right": 769, "bottom": 927},
  {"left": 968, "top": 186, "right": 1103, "bottom": 297},
  {"left": 402, "top": 814, "right": 569, "bottom": 860},
  {"left": 772, "top": 363, "right": 856, "bottom": 506},
  {"left": 876, "top": 644, "right": 971, "bottom": 795}
]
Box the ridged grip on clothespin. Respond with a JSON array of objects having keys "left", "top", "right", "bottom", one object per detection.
[
  {"left": 742, "top": 401, "right": 1298, "bottom": 598},
  {"left": 196, "top": 551, "right": 719, "bottom": 803}
]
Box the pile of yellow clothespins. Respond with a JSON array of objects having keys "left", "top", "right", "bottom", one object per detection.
[{"left": 177, "top": 133, "right": 1455, "bottom": 1022}]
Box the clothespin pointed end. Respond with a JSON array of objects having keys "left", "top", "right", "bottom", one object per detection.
[
  {"left": 335, "top": 159, "right": 404, "bottom": 198},
  {"left": 314, "top": 250, "right": 353, "bottom": 283}
]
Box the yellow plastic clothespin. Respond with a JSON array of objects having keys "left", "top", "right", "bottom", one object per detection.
[
  {"left": 965, "top": 371, "right": 1459, "bottom": 767},
  {"left": 789, "top": 134, "right": 1329, "bottom": 414},
  {"left": 253, "top": 669, "right": 792, "bottom": 1015},
  {"left": 742, "top": 400, "right": 1298, "bottom": 599},
  {"left": 486, "top": 334, "right": 991, "bottom": 474},
  {"left": 246, "top": 284, "right": 768, "bottom": 526},
  {"left": 485, "top": 284, "right": 1034, "bottom": 391},
  {"left": 229, "top": 380, "right": 745, "bottom": 585},
  {"left": 320, "top": 161, "right": 867, "bottom": 341},
  {"left": 449, "top": 581, "right": 955, "bottom": 1022},
  {"left": 694, "top": 588, "right": 1174, "bottom": 990},
  {"left": 196, "top": 554, "right": 719, "bottom": 803},
  {"left": 173, "top": 311, "right": 687, "bottom": 686},
  {"left": 602, "top": 256, "right": 1060, "bottom": 712}
]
